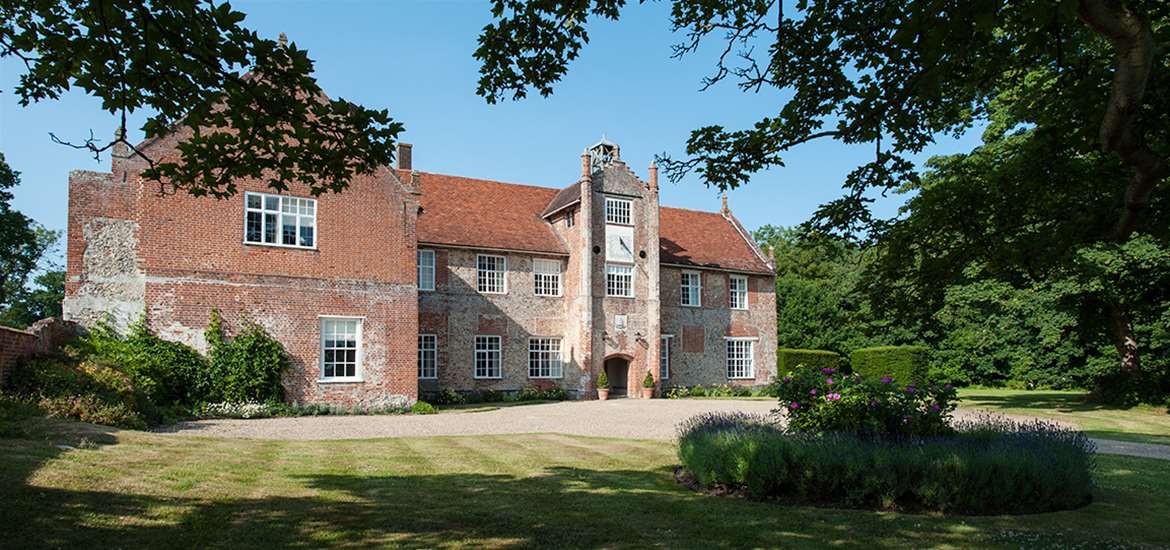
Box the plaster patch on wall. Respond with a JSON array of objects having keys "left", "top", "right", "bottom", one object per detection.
[{"left": 63, "top": 217, "right": 145, "bottom": 331}]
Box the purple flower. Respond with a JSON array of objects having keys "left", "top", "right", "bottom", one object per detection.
[
  {"left": 809, "top": 389, "right": 818, "bottom": 396},
  {"left": 905, "top": 385, "right": 916, "bottom": 394},
  {"left": 789, "top": 401, "right": 801, "bottom": 410},
  {"left": 820, "top": 367, "right": 838, "bottom": 375},
  {"left": 880, "top": 376, "right": 893, "bottom": 384},
  {"left": 825, "top": 378, "right": 834, "bottom": 385},
  {"left": 783, "top": 376, "right": 792, "bottom": 383},
  {"left": 931, "top": 404, "right": 940, "bottom": 411},
  {"left": 825, "top": 393, "right": 841, "bottom": 401}
]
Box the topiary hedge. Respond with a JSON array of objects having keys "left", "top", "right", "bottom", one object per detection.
[
  {"left": 777, "top": 348, "right": 842, "bottom": 374},
  {"left": 677, "top": 412, "right": 1096, "bottom": 514},
  {"left": 850, "top": 346, "right": 929, "bottom": 385}
]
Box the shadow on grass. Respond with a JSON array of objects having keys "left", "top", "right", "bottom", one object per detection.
[
  {"left": 2, "top": 461, "right": 999, "bottom": 549},
  {"left": 959, "top": 391, "right": 1112, "bottom": 413}
]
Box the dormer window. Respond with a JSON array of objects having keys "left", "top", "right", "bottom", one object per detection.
[{"left": 565, "top": 210, "right": 575, "bottom": 227}]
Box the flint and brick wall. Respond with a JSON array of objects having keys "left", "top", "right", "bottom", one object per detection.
[
  {"left": 418, "top": 248, "right": 581, "bottom": 396},
  {"left": 660, "top": 268, "right": 777, "bottom": 388}
]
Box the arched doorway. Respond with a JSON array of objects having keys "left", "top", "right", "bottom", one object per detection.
[{"left": 603, "top": 356, "right": 630, "bottom": 397}]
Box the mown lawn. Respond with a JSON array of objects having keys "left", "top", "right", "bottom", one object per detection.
[
  {"left": 958, "top": 388, "right": 1170, "bottom": 446},
  {"left": 1, "top": 422, "right": 1168, "bottom": 549}
]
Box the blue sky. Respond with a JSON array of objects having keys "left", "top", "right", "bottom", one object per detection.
[{"left": 1, "top": 0, "right": 983, "bottom": 266}]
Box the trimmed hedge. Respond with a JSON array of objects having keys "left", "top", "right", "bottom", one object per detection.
[
  {"left": 778, "top": 348, "right": 842, "bottom": 373},
  {"left": 850, "top": 346, "right": 929, "bottom": 385},
  {"left": 677, "top": 412, "right": 1096, "bottom": 514}
]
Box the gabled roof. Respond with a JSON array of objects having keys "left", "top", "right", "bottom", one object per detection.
[
  {"left": 409, "top": 169, "right": 773, "bottom": 274},
  {"left": 541, "top": 181, "right": 581, "bottom": 218},
  {"left": 410, "top": 171, "right": 568, "bottom": 255},
  {"left": 659, "top": 207, "right": 772, "bottom": 274}
]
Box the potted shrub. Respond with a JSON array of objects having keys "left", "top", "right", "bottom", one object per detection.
[
  {"left": 642, "top": 371, "right": 656, "bottom": 398},
  {"left": 596, "top": 371, "right": 610, "bottom": 401}
]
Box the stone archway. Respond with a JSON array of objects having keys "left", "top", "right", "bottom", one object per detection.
[{"left": 603, "top": 356, "right": 630, "bottom": 397}]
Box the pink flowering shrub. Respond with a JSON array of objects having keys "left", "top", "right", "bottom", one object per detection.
[{"left": 774, "top": 366, "right": 956, "bottom": 436}]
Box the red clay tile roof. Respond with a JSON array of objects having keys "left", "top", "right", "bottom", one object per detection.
[
  {"left": 659, "top": 207, "right": 772, "bottom": 274},
  {"left": 407, "top": 170, "right": 771, "bottom": 273},
  {"left": 411, "top": 171, "right": 568, "bottom": 254}
]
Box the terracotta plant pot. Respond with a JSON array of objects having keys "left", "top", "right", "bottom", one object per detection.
[
  {"left": 597, "top": 388, "right": 610, "bottom": 401},
  {"left": 642, "top": 387, "right": 655, "bottom": 399}
]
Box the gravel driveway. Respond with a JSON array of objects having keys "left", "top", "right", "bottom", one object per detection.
[
  {"left": 158, "top": 399, "right": 780, "bottom": 441},
  {"left": 157, "top": 399, "right": 1170, "bottom": 460}
]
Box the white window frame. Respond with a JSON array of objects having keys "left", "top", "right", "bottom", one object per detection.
[
  {"left": 565, "top": 210, "right": 575, "bottom": 228},
  {"left": 533, "top": 258, "right": 562, "bottom": 297},
  {"left": 528, "top": 337, "right": 563, "bottom": 379},
  {"left": 418, "top": 334, "right": 437, "bottom": 379},
  {"left": 418, "top": 249, "right": 436, "bottom": 292},
  {"left": 473, "top": 335, "right": 502, "bottom": 379},
  {"left": 605, "top": 263, "right": 634, "bottom": 298},
  {"left": 725, "top": 337, "right": 756, "bottom": 379},
  {"left": 681, "top": 271, "right": 702, "bottom": 307},
  {"left": 604, "top": 197, "right": 632, "bottom": 225},
  {"left": 244, "top": 191, "right": 317, "bottom": 249},
  {"left": 729, "top": 275, "right": 748, "bottom": 310},
  {"left": 319, "top": 316, "right": 363, "bottom": 382},
  {"left": 660, "top": 335, "right": 673, "bottom": 380},
  {"left": 476, "top": 254, "right": 508, "bottom": 294}
]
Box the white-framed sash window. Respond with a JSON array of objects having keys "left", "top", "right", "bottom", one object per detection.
[
  {"left": 477, "top": 254, "right": 507, "bottom": 294},
  {"left": 681, "top": 271, "right": 702, "bottom": 307},
  {"left": 533, "top": 258, "right": 562, "bottom": 296},
  {"left": 320, "top": 317, "right": 362, "bottom": 381},
  {"left": 528, "top": 337, "right": 563, "bottom": 378},
  {"left": 474, "top": 335, "right": 502, "bottom": 379},
  {"left": 418, "top": 334, "right": 437, "bottom": 379},
  {"left": 725, "top": 337, "right": 756, "bottom": 379},
  {"left": 729, "top": 275, "right": 748, "bottom": 309}
]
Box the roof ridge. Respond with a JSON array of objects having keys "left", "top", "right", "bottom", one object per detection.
[
  {"left": 659, "top": 204, "right": 723, "bottom": 216},
  {"left": 410, "top": 170, "right": 565, "bottom": 192}
]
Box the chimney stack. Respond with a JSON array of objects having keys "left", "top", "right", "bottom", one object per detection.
[
  {"left": 397, "top": 142, "right": 413, "bottom": 171},
  {"left": 648, "top": 160, "right": 658, "bottom": 191},
  {"left": 721, "top": 193, "right": 729, "bottom": 215},
  {"left": 581, "top": 149, "right": 591, "bottom": 179}
]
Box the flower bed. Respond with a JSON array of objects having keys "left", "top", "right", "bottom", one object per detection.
[
  {"left": 676, "top": 412, "right": 1096, "bottom": 514},
  {"left": 774, "top": 366, "right": 956, "bottom": 436}
]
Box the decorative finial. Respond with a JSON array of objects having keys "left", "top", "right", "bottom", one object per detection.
[
  {"left": 721, "top": 193, "right": 729, "bottom": 215},
  {"left": 278, "top": 32, "right": 288, "bottom": 48}
]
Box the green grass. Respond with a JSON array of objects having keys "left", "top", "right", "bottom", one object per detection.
[
  {"left": 958, "top": 388, "right": 1170, "bottom": 446},
  {"left": 2, "top": 421, "right": 1169, "bottom": 548}
]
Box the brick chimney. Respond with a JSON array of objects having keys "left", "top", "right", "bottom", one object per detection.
[{"left": 397, "top": 142, "right": 413, "bottom": 171}]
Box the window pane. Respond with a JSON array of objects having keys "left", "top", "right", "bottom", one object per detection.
[
  {"left": 264, "top": 213, "right": 277, "bottom": 243},
  {"left": 299, "top": 218, "right": 314, "bottom": 247},
  {"left": 282, "top": 215, "right": 298, "bottom": 245},
  {"left": 265, "top": 196, "right": 279, "bottom": 210},
  {"left": 246, "top": 211, "right": 262, "bottom": 242}
]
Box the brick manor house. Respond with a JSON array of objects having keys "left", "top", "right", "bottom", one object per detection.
[{"left": 64, "top": 134, "right": 777, "bottom": 405}]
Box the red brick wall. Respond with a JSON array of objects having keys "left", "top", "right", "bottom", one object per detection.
[
  {"left": 0, "top": 327, "right": 37, "bottom": 385},
  {"left": 66, "top": 132, "right": 422, "bottom": 405}
]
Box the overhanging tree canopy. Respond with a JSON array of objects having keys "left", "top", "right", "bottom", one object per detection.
[{"left": 1, "top": 0, "right": 403, "bottom": 198}]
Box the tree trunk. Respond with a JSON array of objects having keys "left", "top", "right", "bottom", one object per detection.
[
  {"left": 1108, "top": 303, "right": 1140, "bottom": 373},
  {"left": 1077, "top": 0, "right": 1170, "bottom": 378}
]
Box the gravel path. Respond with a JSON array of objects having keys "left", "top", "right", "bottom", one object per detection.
[
  {"left": 157, "top": 399, "right": 1170, "bottom": 460},
  {"left": 157, "top": 399, "right": 780, "bottom": 441}
]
